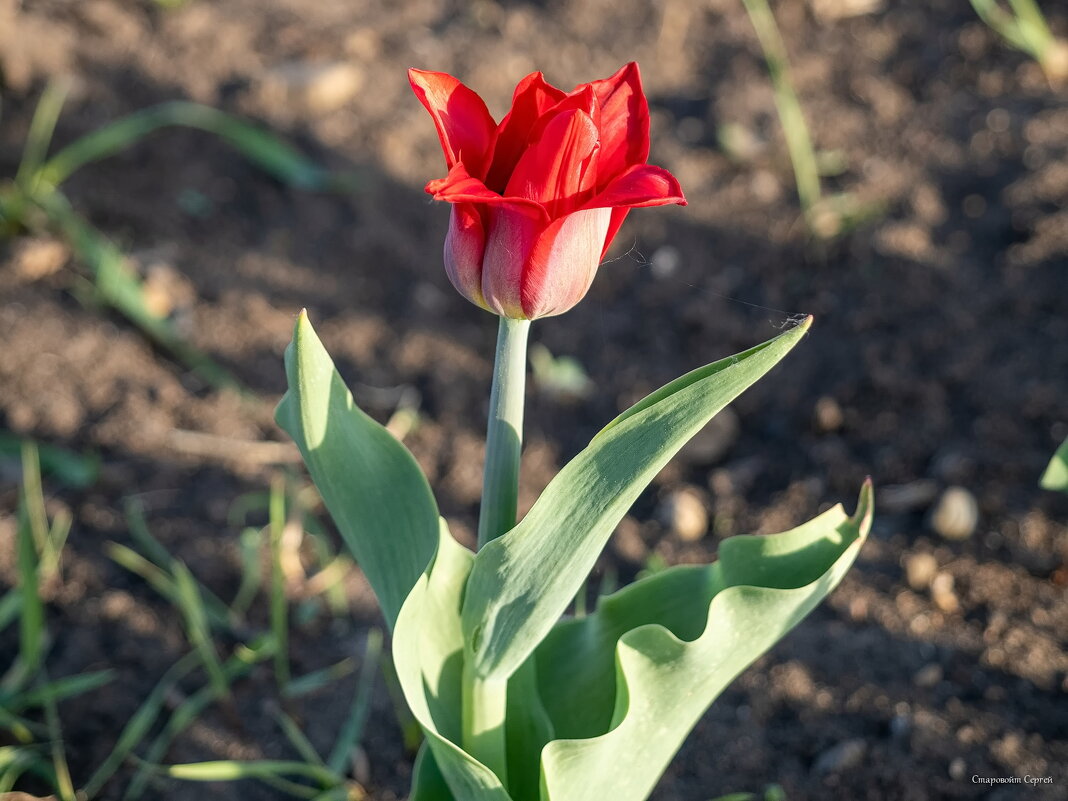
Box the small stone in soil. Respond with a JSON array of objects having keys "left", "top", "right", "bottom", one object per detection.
[
  {"left": 658, "top": 487, "right": 708, "bottom": 542},
  {"left": 814, "top": 395, "right": 845, "bottom": 432},
  {"left": 814, "top": 739, "right": 867, "bottom": 775},
  {"left": 930, "top": 571, "right": 960, "bottom": 614},
  {"left": 930, "top": 486, "right": 979, "bottom": 540},
  {"left": 913, "top": 663, "right": 943, "bottom": 688},
  {"left": 904, "top": 551, "right": 939, "bottom": 591},
  {"left": 949, "top": 757, "right": 967, "bottom": 781}
]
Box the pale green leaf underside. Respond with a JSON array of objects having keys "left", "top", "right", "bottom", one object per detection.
[
  {"left": 394, "top": 520, "right": 514, "bottom": 801},
  {"left": 462, "top": 318, "right": 813, "bottom": 681},
  {"left": 275, "top": 311, "right": 440, "bottom": 629},
  {"left": 534, "top": 482, "right": 872, "bottom": 801},
  {"left": 1040, "top": 435, "right": 1068, "bottom": 493}
]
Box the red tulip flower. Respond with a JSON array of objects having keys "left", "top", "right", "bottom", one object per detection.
[{"left": 410, "top": 63, "right": 686, "bottom": 320}]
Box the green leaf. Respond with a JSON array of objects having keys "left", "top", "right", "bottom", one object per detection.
[
  {"left": 393, "top": 520, "right": 513, "bottom": 801},
  {"left": 534, "top": 482, "right": 872, "bottom": 801},
  {"left": 462, "top": 318, "right": 813, "bottom": 682},
  {"left": 1040, "top": 435, "right": 1068, "bottom": 493},
  {"left": 275, "top": 311, "right": 439, "bottom": 629},
  {"left": 410, "top": 743, "right": 457, "bottom": 801}
]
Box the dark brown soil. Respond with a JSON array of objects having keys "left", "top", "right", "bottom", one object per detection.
[{"left": 1, "top": 1, "right": 1066, "bottom": 800}]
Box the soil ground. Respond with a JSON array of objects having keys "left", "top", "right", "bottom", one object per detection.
[{"left": 0, "top": 1, "right": 1066, "bottom": 800}]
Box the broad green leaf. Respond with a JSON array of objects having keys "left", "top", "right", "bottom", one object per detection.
[
  {"left": 535, "top": 482, "right": 872, "bottom": 801},
  {"left": 410, "top": 743, "right": 457, "bottom": 801},
  {"left": 275, "top": 311, "right": 439, "bottom": 629},
  {"left": 393, "top": 520, "right": 513, "bottom": 801},
  {"left": 462, "top": 318, "right": 812, "bottom": 681},
  {"left": 1040, "top": 435, "right": 1068, "bottom": 493}
]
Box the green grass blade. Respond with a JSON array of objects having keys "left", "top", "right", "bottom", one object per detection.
[
  {"left": 1008, "top": 0, "right": 1054, "bottom": 53},
  {"left": 378, "top": 651, "right": 422, "bottom": 752},
  {"left": 269, "top": 476, "right": 291, "bottom": 689},
  {"left": 326, "top": 629, "right": 383, "bottom": 775},
  {"left": 82, "top": 652, "right": 200, "bottom": 799},
  {"left": 40, "top": 670, "right": 77, "bottom": 801},
  {"left": 0, "top": 432, "right": 99, "bottom": 489},
  {"left": 20, "top": 442, "right": 53, "bottom": 568},
  {"left": 107, "top": 542, "right": 180, "bottom": 604},
  {"left": 740, "top": 0, "right": 822, "bottom": 225},
  {"left": 124, "top": 637, "right": 275, "bottom": 801},
  {"left": 271, "top": 707, "right": 328, "bottom": 768},
  {"left": 124, "top": 499, "right": 233, "bottom": 628},
  {"left": 164, "top": 759, "right": 339, "bottom": 788},
  {"left": 172, "top": 562, "right": 230, "bottom": 701},
  {"left": 15, "top": 494, "right": 44, "bottom": 688},
  {"left": 230, "top": 526, "right": 264, "bottom": 617},
  {"left": 39, "top": 101, "right": 327, "bottom": 190},
  {"left": 16, "top": 80, "right": 69, "bottom": 192},
  {"left": 8, "top": 670, "right": 114, "bottom": 712},
  {"left": 33, "top": 191, "right": 239, "bottom": 390},
  {"left": 0, "top": 745, "right": 55, "bottom": 793},
  {"left": 969, "top": 0, "right": 1031, "bottom": 50},
  {"left": 282, "top": 658, "right": 356, "bottom": 699},
  {"left": 0, "top": 591, "right": 22, "bottom": 634},
  {"left": 0, "top": 705, "right": 43, "bottom": 742}
]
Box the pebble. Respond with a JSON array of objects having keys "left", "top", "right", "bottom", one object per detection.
[
  {"left": 813, "top": 739, "right": 867, "bottom": 775},
  {"left": 814, "top": 395, "right": 844, "bottom": 432},
  {"left": 649, "top": 245, "right": 680, "bottom": 279},
  {"left": 931, "top": 571, "right": 960, "bottom": 614},
  {"left": 12, "top": 237, "right": 69, "bottom": 280},
  {"left": 611, "top": 516, "right": 648, "bottom": 563},
  {"left": 680, "top": 407, "right": 739, "bottom": 465},
  {"left": 880, "top": 480, "right": 939, "bottom": 515},
  {"left": 913, "top": 663, "right": 943, "bottom": 688},
  {"left": 261, "top": 60, "right": 363, "bottom": 113},
  {"left": 811, "top": 0, "right": 885, "bottom": 22},
  {"left": 949, "top": 757, "right": 967, "bottom": 781},
  {"left": 658, "top": 487, "right": 708, "bottom": 542},
  {"left": 930, "top": 486, "right": 979, "bottom": 540},
  {"left": 890, "top": 713, "right": 911, "bottom": 739},
  {"left": 904, "top": 552, "right": 938, "bottom": 591}
]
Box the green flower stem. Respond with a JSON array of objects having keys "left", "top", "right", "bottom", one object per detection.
[
  {"left": 464, "top": 316, "right": 529, "bottom": 783},
  {"left": 477, "top": 316, "right": 531, "bottom": 550}
]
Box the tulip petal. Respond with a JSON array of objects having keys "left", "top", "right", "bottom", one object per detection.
[
  {"left": 426, "top": 162, "right": 549, "bottom": 219},
  {"left": 584, "top": 165, "right": 686, "bottom": 260},
  {"left": 587, "top": 62, "right": 650, "bottom": 183},
  {"left": 585, "top": 163, "right": 687, "bottom": 210},
  {"left": 443, "top": 203, "right": 487, "bottom": 309},
  {"left": 481, "top": 206, "right": 611, "bottom": 319},
  {"left": 601, "top": 207, "right": 631, "bottom": 261},
  {"left": 504, "top": 108, "right": 600, "bottom": 220},
  {"left": 485, "top": 72, "right": 567, "bottom": 193},
  {"left": 409, "top": 68, "right": 497, "bottom": 180}
]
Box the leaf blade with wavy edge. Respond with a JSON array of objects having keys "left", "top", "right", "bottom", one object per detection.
[
  {"left": 535, "top": 482, "right": 872, "bottom": 801},
  {"left": 462, "top": 318, "right": 813, "bottom": 681},
  {"left": 394, "top": 520, "right": 514, "bottom": 801},
  {"left": 275, "top": 311, "right": 439, "bottom": 630}
]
